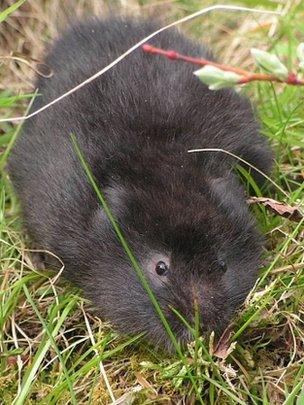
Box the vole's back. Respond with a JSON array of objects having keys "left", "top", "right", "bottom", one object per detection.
[{"left": 9, "top": 17, "right": 270, "bottom": 258}]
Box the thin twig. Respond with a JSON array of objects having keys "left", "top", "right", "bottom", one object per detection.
[
  {"left": 142, "top": 44, "right": 250, "bottom": 76},
  {"left": 142, "top": 44, "right": 304, "bottom": 86}
]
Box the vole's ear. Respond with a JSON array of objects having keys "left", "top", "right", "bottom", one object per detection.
[
  {"left": 103, "top": 184, "right": 126, "bottom": 217},
  {"left": 91, "top": 184, "right": 127, "bottom": 227},
  {"left": 209, "top": 172, "right": 249, "bottom": 217}
]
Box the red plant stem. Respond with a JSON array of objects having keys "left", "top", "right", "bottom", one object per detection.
[
  {"left": 142, "top": 44, "right": 304, "bottom": 86},
  {"left": 143, "top": 43, "right": 249, "bottom": 75}
]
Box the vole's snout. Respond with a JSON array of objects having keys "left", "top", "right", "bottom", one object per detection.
[{"left": 165, "top": 280, "right": 232, "bottom": 344}]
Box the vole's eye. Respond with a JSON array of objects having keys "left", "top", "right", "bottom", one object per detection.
[
  {"left": 155, "top": 261, "right": 169, "bottom": 276},
  {"left": 218, "top": 259, "right": 227, "bottom": 272}
]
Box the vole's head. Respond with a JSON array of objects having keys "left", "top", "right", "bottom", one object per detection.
[{"left": 88, "top": 164, "right": 263, "bottom": 349}]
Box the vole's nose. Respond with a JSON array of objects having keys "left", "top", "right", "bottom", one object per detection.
[{"left": 187, "top": 279, "right": 227, "bottom": 333}]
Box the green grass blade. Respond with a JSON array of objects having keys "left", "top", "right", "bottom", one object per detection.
[
  {"left": 0, "top": 90, "right": 38, "bottom": 170},
  {"left": 0, "top": 0, "right": 26, "bottom": 24},
  {"left": 13, "top": 286, "right": 78, "bottom": 405}
]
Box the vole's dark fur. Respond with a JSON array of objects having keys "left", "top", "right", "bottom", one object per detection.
[{"left": 9, "top": 18, "right": 272, "bottom": 348}]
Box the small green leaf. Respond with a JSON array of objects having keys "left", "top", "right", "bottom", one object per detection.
[
  {"left": 194, "top": 65, "right": 242, "bottom": 90},
  {"left": 251, "top": 48, "right": 288, "bottom": 80},
  {"left": 297, "top": 43, "right": 304, "bottom": 70}
]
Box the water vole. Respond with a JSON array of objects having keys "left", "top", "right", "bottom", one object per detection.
[{"left": 8, "top": 17, "right": 272, "bottom": 347}]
